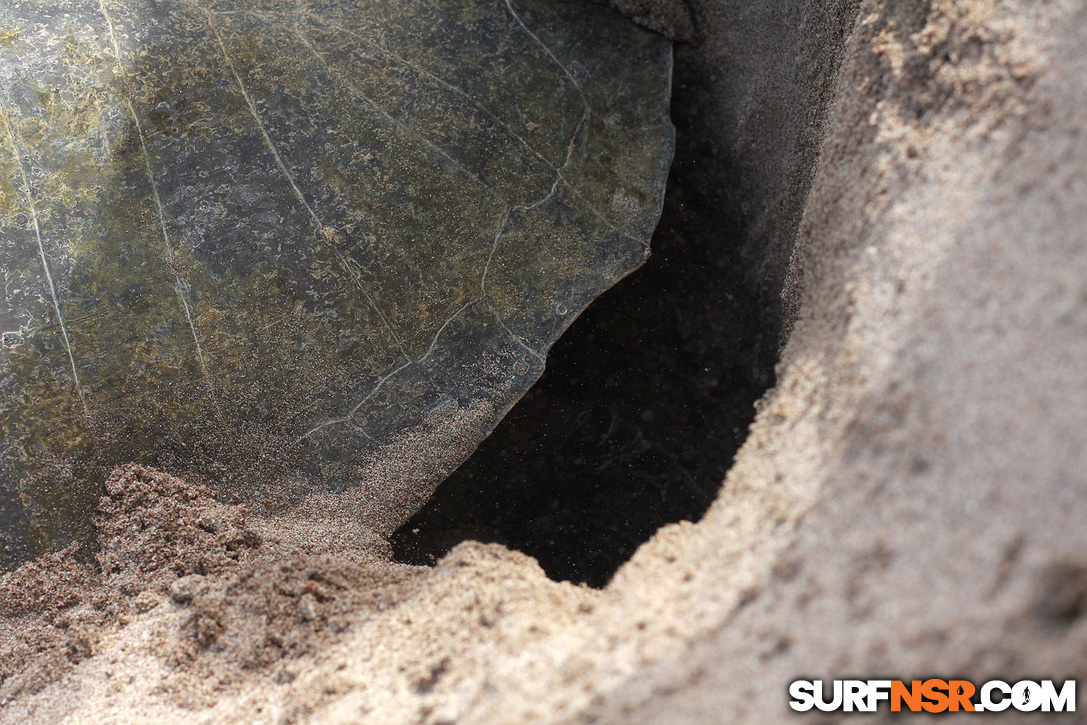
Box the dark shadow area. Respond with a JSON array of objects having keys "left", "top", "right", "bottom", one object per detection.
[{"left": 391, "top": 52, "right": 783, "bottom": 586}]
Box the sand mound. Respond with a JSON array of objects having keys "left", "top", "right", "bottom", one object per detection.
[
  {"left": 0, "top": 465, "right": 424, "bottom": 706},
  {"left": 96, "top": 465, "right": 262, "bottom": 595},
  {"left": 3, "top": 1, "right": 1087, "bottom": 722}
]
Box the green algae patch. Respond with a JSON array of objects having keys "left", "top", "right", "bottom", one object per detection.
[{"left": 0, "top": 0, "right": 673, "bottom": 568}]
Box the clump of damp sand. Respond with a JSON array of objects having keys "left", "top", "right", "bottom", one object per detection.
[{"left": 0, "top": 464, "right": 424, "bottom": 702}]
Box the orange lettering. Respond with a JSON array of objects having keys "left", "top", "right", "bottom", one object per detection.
[
  {"left": 948, "top": 680, "right": 976, "bottom": 712},
  {"left": 891, "top": 680, "right": 923, "bottom": 712},
  {"left": 922, "top": 679, "right": 950, "bottom": 713}
]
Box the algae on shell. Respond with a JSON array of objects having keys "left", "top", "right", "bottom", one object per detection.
[{"left": 0, "top": 0, "right": 674, "bottom": 568}]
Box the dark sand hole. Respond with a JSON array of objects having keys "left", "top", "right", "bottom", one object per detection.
[{"left": 391, "top": 56, "right": 786, "bottom": 587}]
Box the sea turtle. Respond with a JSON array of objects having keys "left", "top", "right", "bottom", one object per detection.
[{"left": 0, "top": 0, "right": 673, "bottom": 568}]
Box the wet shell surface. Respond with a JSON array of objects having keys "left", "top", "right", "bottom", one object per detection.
[{"left": 0, "top": 0, "right": 674, "bottom": 567}]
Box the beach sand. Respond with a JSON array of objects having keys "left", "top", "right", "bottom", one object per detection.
[{"left": 3, "top": 0, "right": 1087, "bottom": 722}]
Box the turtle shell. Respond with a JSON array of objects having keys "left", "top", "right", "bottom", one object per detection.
[{"left": 0, "top": 0, "right": 673, "bottom": 568}]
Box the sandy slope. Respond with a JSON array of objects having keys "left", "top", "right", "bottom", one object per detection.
[{"left": 3, "top": 0, "right": 1087, "bottom": 722}]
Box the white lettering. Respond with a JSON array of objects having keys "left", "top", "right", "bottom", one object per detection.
[
  {"left": 814, "top": 680, "right": 843, "bottom": 712},
  {"left": 981, "top": 681, "right": 1012, "bottom": 712},
  {"left": 789, "top": 681, "right": 816, "bottom": 712},
  {"left": 844, "top": 680, "right": 869, "bottom": 712},
  {"left": 788, "top": 677, "right": 1076, "bottom": 714},
  {"left": 867, "top": 680, "right": 892, "bottom": 711},
  {"left": 1012, "top": 680, "right": 1042, "bottom": 712},
  {"left": 1041, "top": 680, "right": 1076, "bottom": 712}
]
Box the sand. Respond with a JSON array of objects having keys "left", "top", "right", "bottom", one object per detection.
[
  {"left": 0, "top": 465, "right": 422, "bottom": 709},
  {"left": 3, "top": 0, "right": 1087, "bottom": 722}
]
